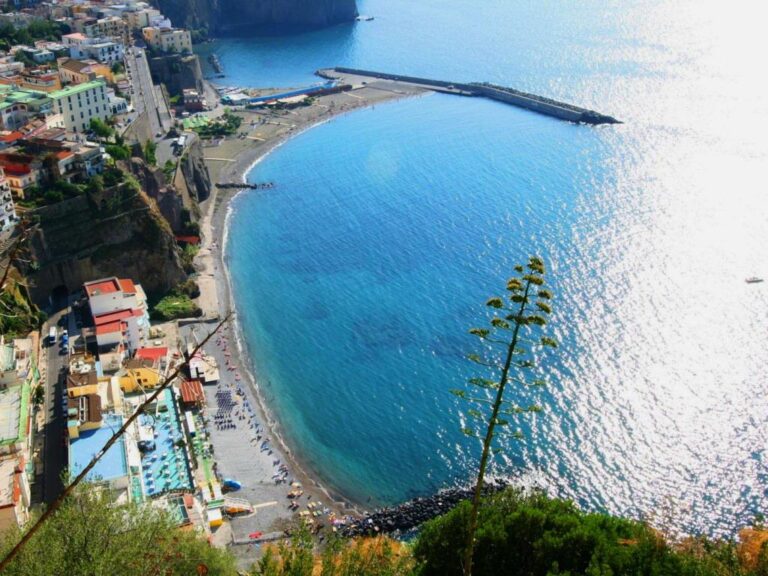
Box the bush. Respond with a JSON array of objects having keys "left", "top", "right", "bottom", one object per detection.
[
  {"left": 180, "top": 243, "right": 199, "bottom": 272},
  {"left": 90, "top": 118, "right": 113, "bottom": 140},
  {"left": 151, "top": 288, "right": 202, "bottom": 321},
  {"left": 0, "top": 484, "right": 237, "bottom": 575},
  {"left": 252, "top": 527, "right": 415, "bottom": 576},
  {"left": 143, "top": 140, "right": 157, "bottom": 166},
  {"left": 106, "top": 143, "right": 131, "bottom": 161},
  {"left": 193, "top": 111, "right": 242, "bottom": 139},
  {"left": 413, "top": 489, "right": 741, "bottom": 576},
  {"left": 103, "top": 166, "right": 125, "bottom": 187}
]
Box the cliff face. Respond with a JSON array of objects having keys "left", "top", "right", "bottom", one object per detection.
[
  {"left": 148, "top": 54, "right": 203, "bottom": 96},
  {"left": 155, "top": 0, "right": 358, "bottom": 34},
  {"left": 25, "top": 183, "right": 185, "bottom": 302}
]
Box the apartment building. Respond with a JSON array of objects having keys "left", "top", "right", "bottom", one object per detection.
[
  {"left": 49, "top": 80, "right": 111, "bottom": 133},
  {"left": 142, "top": 26, "right": 192, "bottom": 54},
  {"left": 0, "top": 168, "right": 16, "bottom": 231}
]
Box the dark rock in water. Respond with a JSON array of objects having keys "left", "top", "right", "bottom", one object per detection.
[
  {"left": 340, "top": 480, "right": 510, "bottom": 537},
  {"left": 156, "top": 0, "right": 358, "bottom": 35}
]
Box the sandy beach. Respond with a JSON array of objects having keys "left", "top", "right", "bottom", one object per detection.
[{"left": 183, "top": 77, "right": 428, "bottom": 565}]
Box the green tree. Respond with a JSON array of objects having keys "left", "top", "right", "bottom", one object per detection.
[
  {"left": 32, "top": 386, "right": 44, "bottom": 407},
  {"left": 413, "top": 489, "right": 738, "bottom": 576},
  {"left": 454, "top": 257, "right": 556, "bottom": 576},
  {"left": 0, "top": 484, "right": 237, "bottom": 576},
  {"left": 89, "top": 118, "right": 114, "bottom": 140},
  {"left": 143, "top": 140, "right": 157, "bottom": 166}
]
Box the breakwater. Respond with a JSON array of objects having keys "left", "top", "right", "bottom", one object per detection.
[
  {"left": 340, "top": 480, "right": 511, "bottom": 537},
  {"left": 318, "top": 67, "right": 621, "bottom": 125},
  {"left": 217, "top": 182, "right": 274, "bottom": 190},
  {"left": 208, "top": 54, "right": 223, "bottom": 74}
]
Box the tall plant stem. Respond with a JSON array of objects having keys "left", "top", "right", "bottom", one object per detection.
[{"left": 462, "top": 281, "right": 531, "bottom": 576}]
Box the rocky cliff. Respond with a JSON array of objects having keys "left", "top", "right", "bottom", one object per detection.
[
  {"left": 148, "top": 54, "right": 203, "bottom": 96},
  {"left": 24, "top": 181, "right": 186, "bottom": 302},
  {"left": 155, "top": 0, "right": 357, "bottom": 34}
]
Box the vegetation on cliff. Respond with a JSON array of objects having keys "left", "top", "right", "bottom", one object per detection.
[
  {"left": 0, "top": 20, "right": 70, "bottom": 51},
  {"left": 0, "top": 270, "right": 44, "bottom": 336},
  {"left": 0, "top": 485, "right": 237, "bottom": 576},
  {"left": 151, "top": 279, "right": 202, "bottom": 320}
]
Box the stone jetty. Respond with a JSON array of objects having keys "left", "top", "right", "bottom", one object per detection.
[
  {"left": 340, "top": 480, "right": 511, "bottom": 537},
  {"left": 216, "top": 182, "right": 274, "bottom": 190},
  {"left": 318, "top": 67, "right": 621, "bottom": 125}
]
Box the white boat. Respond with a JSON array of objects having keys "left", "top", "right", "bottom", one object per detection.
[{"left": 745, "top": 277, "right": 764, "bottom": 284}]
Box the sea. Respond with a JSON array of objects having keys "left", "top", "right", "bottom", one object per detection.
[{"left": 200, "top": 0, "right": 768, "bottom": 537}]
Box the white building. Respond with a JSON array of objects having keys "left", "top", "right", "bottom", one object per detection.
[
  {"left": 49, "top": 80, "right": 112, "bottom": 134},
  {"left": 84, "top": 277, "right": 150, "bottom": 357},
  {"left": 0, "top": 167, "right": 16, "bottom": 231},
  {"left": 62, "top": 33, "right": 125, "bottom": 64},
  {"left": 124, "top": 8, "right": 164, "bottom": 31}
]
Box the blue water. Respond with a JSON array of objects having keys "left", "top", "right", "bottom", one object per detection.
[{"left": 221, "top": 0, "right": 768, "bottom": 536}]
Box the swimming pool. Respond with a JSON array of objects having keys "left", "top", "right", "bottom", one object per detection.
[{"left": 70, "top": 414, "right": 128, "bottom": 482}]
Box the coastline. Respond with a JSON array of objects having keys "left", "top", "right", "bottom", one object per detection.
[{"left": 188, "top": 78, "right": 430, "bottom": 554}]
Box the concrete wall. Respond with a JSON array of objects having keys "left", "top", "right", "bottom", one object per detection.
[{"left": 471, "top": 85, "right": 584, "bottom": 123}]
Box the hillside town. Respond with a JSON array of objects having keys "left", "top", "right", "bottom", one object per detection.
[{"left": 0, "top": 0, "right": 302, "bottom": 554}]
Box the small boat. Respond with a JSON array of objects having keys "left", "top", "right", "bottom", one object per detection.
[
  {"left": 356, "top": 15, "right": 375, "bottom": 21},
  {"left": 745, "top": 277, "right": 764, "bottom": 284}
]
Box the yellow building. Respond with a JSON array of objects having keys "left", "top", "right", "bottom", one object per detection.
[
  {"left": 142, "top": 27, "right": 192, "bottom": 54},
  {"left": 118, "top": 358, "right": 161, "bottom": 394}
]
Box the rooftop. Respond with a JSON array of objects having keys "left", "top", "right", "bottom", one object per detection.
[
  {"left": 0, "top": 456, "right": 23, "bottom": 506},
  {"left": 119, "top": 278, "right": 136, "bottom": 294},
  {"left": 179, "top": 379, "right": 204, "bottom": 405},
  {"left": 0, "top": 384, "right": 29, "bottom": 447},
  {"left": 95, "top": 320, "right": 125, "bottom": 336},
  {"left": 135, "top": 347, "right": 168, "bottom": 362},
  {"left": 69, "top": 413, "right": 128, "bottom": 482},
  {"left": 49, "top": 80, "right": 105, "bottom": 100},
  {"left": 66, "top": 370, "right": 98, "bottom": 390},
  {"left": 84, "top": 277, "right": 121, "bottom": 297},
  {"left": 94, "top": 308, "right": 133, "bottom": 326},
  {"left": 0, "top": 341, "right": 16, "bottom": 372}
]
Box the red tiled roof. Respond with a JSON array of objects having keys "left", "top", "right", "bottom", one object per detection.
[
  {"left": 95, "top": 320, "right": 121, "bottom": 335},
  {"left": 54, "top": 150, "right": 74, "bottom": 160},
  {"left": 94, "top": 308, "right": 132, "bottom": 326},
  {"left": 84, "top": 278, "right": 120, "bottom": 297},
  {"left": 118, "top": 278, "right": 136, "bottom": 294},
  {"left": 179, "top": 379, "right": 204, "bottom": 405},
  {"left": 0, "top": 164, "right": 30, "bottom": 176},
  {"left": 136, "top": 347, "right": 167, "bottom": 361},
  {"left": 175, "top": 235, "right": 200, "bottom": 245},
  {"left": 0, "top": 132, "right": 23, "bottom": 143}
]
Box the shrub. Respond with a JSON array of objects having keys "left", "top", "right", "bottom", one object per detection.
[{"left": 413, "top": 489, "right": 739, "bottom": 576}]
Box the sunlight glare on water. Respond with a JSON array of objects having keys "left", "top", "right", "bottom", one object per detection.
[{"left": 223, "top": 0, "right": 768, "bottom": 536}]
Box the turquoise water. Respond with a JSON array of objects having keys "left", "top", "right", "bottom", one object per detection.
[{"left": 222, "top": 0, "right": 768, "bottom": 535}]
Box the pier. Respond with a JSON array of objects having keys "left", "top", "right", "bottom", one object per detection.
[{"left": 318, "top": 67, "right": 621, "bottom": 125}]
